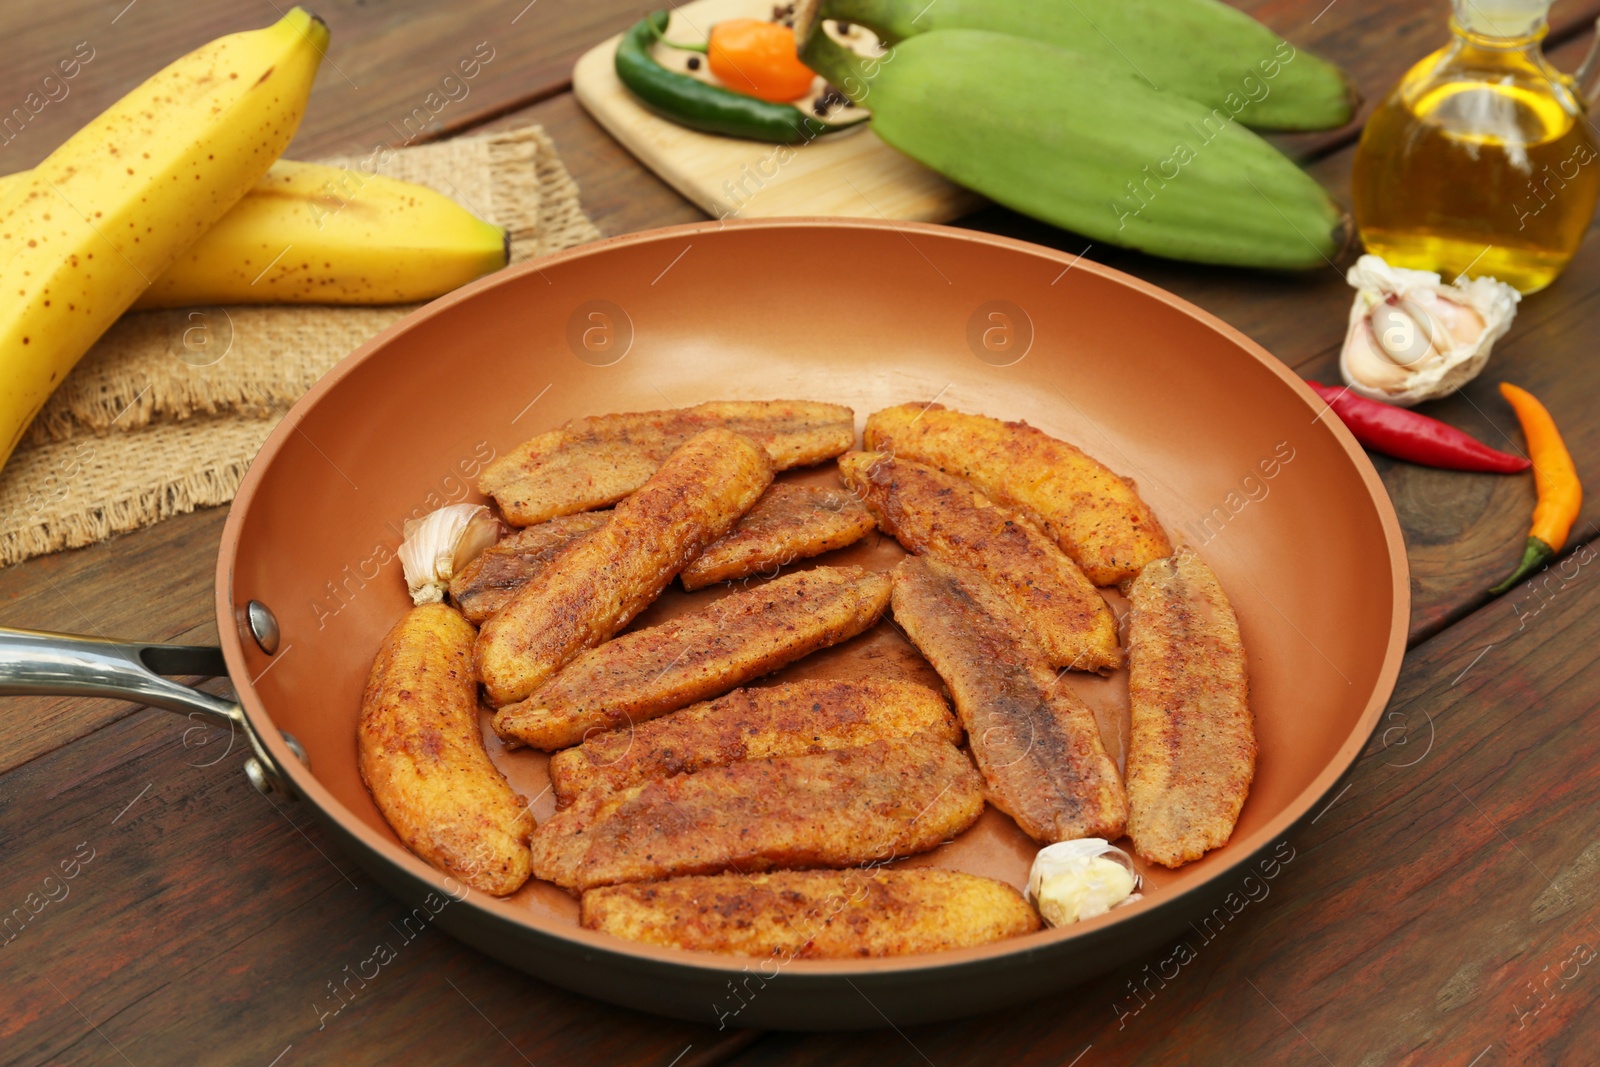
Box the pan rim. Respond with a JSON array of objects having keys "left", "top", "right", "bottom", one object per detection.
[{"left": 215, "top": 216, "right": 1410, "bottom": 979}]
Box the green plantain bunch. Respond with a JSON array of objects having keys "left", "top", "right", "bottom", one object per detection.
[{"left": 798, "top": 0, "right": 1355, "bottom": 269}]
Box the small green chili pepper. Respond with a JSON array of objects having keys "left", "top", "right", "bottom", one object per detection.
[{"left": 614, "top": 12, "right": 865, "bottom": 144}]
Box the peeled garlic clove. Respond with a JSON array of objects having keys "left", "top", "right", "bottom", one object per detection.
[
  {"left": 398, "top": 503, "right": 501, "bottom": 606},
  {"left": 1339, "top": 254, "right": 1518, "bottom": 408},
  {"left": 1026, "top": 838, "right": 1142, "bottom": 928}
]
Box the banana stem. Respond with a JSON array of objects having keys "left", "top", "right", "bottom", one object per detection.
[
  {"left": 797, "top": 22, "right": 877, "bottom": 104},
  {"left": 814, "top": 0, "right": 920, "bottom": 42},
  {"left": 794, "top": 0, "right": 824, "bottom": 43}
]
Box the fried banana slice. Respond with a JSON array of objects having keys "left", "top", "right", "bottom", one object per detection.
[
  {"left": 1126, "top": 548, "right": 1254, "bottom": 868},
  {"left": 549, "top": 678, "right": 959, "bottom": 805},
  {"left": 530, "top": 737, "right": 984, "bottom": 892},
  {"left": 864, "top": 403, "right": 1171, "bottom": 587},
  {"left": 475, "top": 429, "right": 773, "bottom": 706},
  {"left": 449, "top": 512, "right": 609, "bottom": 624},
  {"left": 493, "top": 566, "right": 892, "bottom": 750},
  {"left": 449, "top": 486, "right": 874, "bottom": 624},
  {"left": 890, "top": 556, "right": 1128, "bottom": 844},
  {"left": 680, "top": 483, "right": 875, "bottom": 590},
  {"left": 839, "top": 451, "right": 1119, "bottom": 671},
  {"left": 480, "top": 400, "right": 855, "bottom": 526},
  {"left": 582, "top": 868, "right": 1040, "bottom": 958},
  {"left": 358, "top": 604, "right": 534, "bottom": 896}
]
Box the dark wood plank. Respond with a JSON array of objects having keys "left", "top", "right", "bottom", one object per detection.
[
  {"left": 1289, "top": 328, "right": 1598, "bottom": 643},
  {"left": 1250, "top": 0, "right": 1600, "bottom": 160},
  {"left": 490, "top": 92, "right": 705, "bottom": 236},
  {"left": 0, "top": 0, "right": 658, "bottom": 170},
  {"left": 4, "top": 0, "right": 1594, "bottom": 174},
  {"left": 0, "top": 507, "right": 228, "bottom": 774},
  {"left": 725, "top": 529, "right": 1600, "bottom": 1065},
  {"left": 1, "top": 1, "right": 1595, "bottom": 1060},
  {"left": 0, "top": 704, "right": 757, "bottom": 1066}
]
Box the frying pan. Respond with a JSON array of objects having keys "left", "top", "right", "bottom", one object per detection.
[{"left": 0, "top": 218, "right": 1409, "bottom": 1030}]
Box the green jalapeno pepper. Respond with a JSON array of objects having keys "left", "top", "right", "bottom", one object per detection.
[{"left": 614, "top": 12, "right": 865, "bottom": 144}]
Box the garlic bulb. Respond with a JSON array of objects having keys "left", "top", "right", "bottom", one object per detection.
[
  {"left": 1026, "top": 838, "right": 1142, "bottom": 928},
  {"left": 1339, "top": 254, "right": 1519, "bottom": 407},
  {"left": 398, "top": 504, "right": 500, "bottom": 605}
]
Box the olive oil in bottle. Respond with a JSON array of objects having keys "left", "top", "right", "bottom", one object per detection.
[{"left": 1352, "top": 0, "right": 1600, "bottom": 293}]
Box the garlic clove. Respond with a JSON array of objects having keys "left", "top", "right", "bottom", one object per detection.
[
  {"left": 1420, "top": 292, "right": 1487, "bottom": 350},
  {"left": 1026, "top": 838, "right": 1142, "bottom": 928},
  {"left": 1339, "top": 254, "right": 1519, "bottom": 408},
  {"left": 452, "top": 512, "right": 501, "bottom": 575},
  {"left": 398, "top": 503, "right": 501, "bottom": 606},
  {"left": 1343, "top": 314, "right": 1416, "bottom": 392},
  {"left": 1369, "top": 298, "right": 1437, "bottom": 367}
]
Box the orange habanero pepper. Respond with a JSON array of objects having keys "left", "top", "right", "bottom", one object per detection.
[{"left": 708, "top": 19, "right": 818, "bottom": 102}]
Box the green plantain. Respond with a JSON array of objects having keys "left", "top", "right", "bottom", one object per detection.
[
  {"left": 798, "top": 27, "right": 1346, "bottom": 269},
  {"left": 810, "top": 0, "right": 1355, "bottom": 130}
]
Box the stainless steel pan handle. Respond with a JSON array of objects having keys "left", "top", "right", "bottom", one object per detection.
[{"left": 0, "top": 626, "right": 306, "bottom": 796}]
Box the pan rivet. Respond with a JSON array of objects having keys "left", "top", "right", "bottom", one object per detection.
[
  {"left": 243, "top": 757, "right": 275, "bottom": 796},
  {"left": 246, "top": 601, "right": 280, "bottom": 655},
  {"left": 281, "top": 731, "right": 309, "bottom": 768}
]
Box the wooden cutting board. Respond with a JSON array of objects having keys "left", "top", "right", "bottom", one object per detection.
[{"left": 571, "top": 0, "right": 984, "bottom": 221}]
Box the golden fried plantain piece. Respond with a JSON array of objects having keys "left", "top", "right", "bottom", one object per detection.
[
  {"left": 582, "top": 868, "right": 1040, "bottom": 958},
  {"left": 449, "top": 512, "right": 609, "bottom": 624},
  {"left": 890, "top": 556, "right": 1128, "bottom": 844},
  {"left": 530, "top": 737, "right": 984, "bottom": 892},
  {"left": 839, "top": 451, "right": 1119, "bottom": 671},
  {"left": 474, "top": 429, "right": 773, "bottom": 706},
  {"left": 449, "top": 486, "right": 874, "bottom": 624},
  {"left": 864, "top": 403, "right": 1171, "bottom": 587},
  {"left": 549, "top": 678, "right": 959, "bottom": 805},
  {"left": 1126, "top": 547, "right": 1254, "bottom": 869},
  {"left": 679, "top": 483, "right": 875, "bottom": 590},
  {"left": 358, "top": 604, "right": 534, "bottom": 896},
  {"left": 480, "top": 400, "right": 855, "bottom": 526},
  {"left": 493, "top": 567, "right": 892, "bottom": 750}
]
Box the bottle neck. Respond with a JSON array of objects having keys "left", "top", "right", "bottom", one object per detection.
[{"left": 1450, "top": 0, "right": 1550, "bottom": 43}]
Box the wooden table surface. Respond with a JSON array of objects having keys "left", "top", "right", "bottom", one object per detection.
[{"left": 3, "top": 1, "right": 1598, "bottom": 1064}]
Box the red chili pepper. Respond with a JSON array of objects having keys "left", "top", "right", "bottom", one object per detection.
[{"left": 1307, "top": 382, "right": 1531, "bottom": 474}]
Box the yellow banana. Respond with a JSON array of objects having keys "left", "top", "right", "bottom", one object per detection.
[
  {"left": 0, "top": 9, "right": 326, "bottom": 470},
  {"left": 0, "top": 162, "right": 509, "bottom": 308},
  {"left": 140, "top": 160, "right": 507, "bottom": 307}
]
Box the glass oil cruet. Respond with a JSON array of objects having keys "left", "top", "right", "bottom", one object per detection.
[{"left": 1352, "top": 0, "right": 1600, "bottom": 293}]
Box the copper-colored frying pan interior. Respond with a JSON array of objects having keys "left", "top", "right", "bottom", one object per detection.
[{"left": 220, "top": 219, "right": 1405, "bottom": 970}]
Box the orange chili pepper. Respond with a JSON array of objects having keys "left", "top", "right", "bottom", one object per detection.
[
  {"left": 708, "top": 19, "right": 817, "bottom": 102},
  {"left": 1489, "top": 382, "right": 1582, "bottom": 594}
]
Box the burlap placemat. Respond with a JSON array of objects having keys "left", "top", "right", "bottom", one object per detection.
[{"left": 0, "top": 125, "right": 601, "bottom": 568}]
